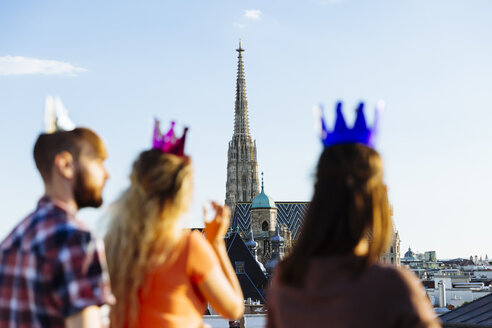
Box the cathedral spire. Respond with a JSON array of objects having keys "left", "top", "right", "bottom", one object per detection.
[
  {"left": 234, "top": 39, "right": 250, "bottom": 136},
  {"left": 225, "top": 40, "right": 260, "bottom": 217}
]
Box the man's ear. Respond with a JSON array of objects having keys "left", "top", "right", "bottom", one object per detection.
[{"left": 53, "top": 151, "right": 75, "bottom": 179}]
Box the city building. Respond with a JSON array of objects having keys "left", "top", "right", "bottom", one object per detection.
[
  {"left": 230, "top": 180, "right": 308, "bottom": 271},
  {"left": 399, "top": 251, "right": 492, "bottom": 310},
  {"left": 225, "top": 232, "right": 268, "bottom": 302},
  {"left": 224, "top": 40, "right": 260, "bottom": 216},
  {"left": 379, "top": 221, "right": 401, "bottom": 266},
  {"left": 224, "top": 42, "right": 401, "bottom": 279}
]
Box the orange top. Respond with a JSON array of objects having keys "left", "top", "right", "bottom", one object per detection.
[{"left": 135, "top": 230, "right": 219, "bottom": 328}]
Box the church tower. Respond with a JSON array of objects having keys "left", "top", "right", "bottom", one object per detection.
[{"left": 225, "top": 40, "right": 260, "bottom": 215}]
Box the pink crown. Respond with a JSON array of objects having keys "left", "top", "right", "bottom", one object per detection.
[{"left": 152, "top": 119, "right": 189, "bottom": 156}]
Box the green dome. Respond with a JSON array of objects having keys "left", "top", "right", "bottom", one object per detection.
[
  {"left": 252, "top": 175, "right": 276, "bottom": 209},
  {"left": 251, "top": 190, "right": 276, "bottom": 209}
]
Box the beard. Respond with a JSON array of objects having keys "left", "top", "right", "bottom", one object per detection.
[{"left": 73, "top": 169, "right": 104, "bottom": 209}]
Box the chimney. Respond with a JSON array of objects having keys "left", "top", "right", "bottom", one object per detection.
[{"left": 438, "top": 280, "right": 447, "bottom": 308}]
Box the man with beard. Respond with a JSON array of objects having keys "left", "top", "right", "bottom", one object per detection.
[{"left": 0, "top": 128, "right": 114, "bottom": 328}]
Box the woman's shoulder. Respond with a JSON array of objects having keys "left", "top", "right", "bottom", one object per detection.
[
  {"left": 185, "top": 230, "right": 219, "bottom": 283},
  {"left": 188, "top": 229, "right": 208, "bottom": 246},
  {"left": 368, "top": 265, "right": 441, "bottom": 326},
  {"left": 366, "top": 264, "right": 422, "bottom": 293},
  {"left": 186, "top": 230, "right": 217, "bottom": 261},
  {"left": 368, "top": 265, "right": 434, "bottom": 312},
  {"left": 164, "top": 230, "right": 208, "bottom": 264}
]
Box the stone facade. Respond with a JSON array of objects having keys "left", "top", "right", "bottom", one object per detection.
[
  {"left": 250, "top": 208, "right": 277, "bottom": 233},
  {"left": 250, "top": 207, "right": 276, "bottom": 263},
  {"left": 247, "top": 191, "right": 293, "bottom": 265},
  {"left": 380, "top": 229, "right": 401, "bottom": 267},
  {"left": 225, "top": 41, "right": 260, "bottom": 215}
]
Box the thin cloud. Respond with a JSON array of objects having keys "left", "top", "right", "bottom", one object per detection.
[
  {"left": 244, "top": 9, "right": 262, "bottom": 20},
  {"left": 0, "top": 56, "right": 87, "bottom": 76}
]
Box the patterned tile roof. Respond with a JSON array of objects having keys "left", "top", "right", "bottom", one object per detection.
[{"left": 231, "top": 202, "right": 309, "bottom": 239}]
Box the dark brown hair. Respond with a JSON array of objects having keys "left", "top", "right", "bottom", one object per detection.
[
  {"left": 33, "top": 128, "right": 106, "bottom": 181},
  {"left": 279, "top": 143, "right": 392, "bottom": 286}
]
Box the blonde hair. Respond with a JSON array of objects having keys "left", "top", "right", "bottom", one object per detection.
[{"left": 105, "top": 149, "right": 192, "bottom": 328}]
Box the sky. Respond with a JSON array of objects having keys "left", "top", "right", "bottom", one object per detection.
[{"left": 0, "top": 0, "right": 491, "bottom": 259}]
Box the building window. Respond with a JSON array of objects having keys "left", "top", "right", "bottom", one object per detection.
[
  {"left": 390, "top": 246, "right": 394, "bottom": 253},
  {"left": 235, "top": 261, "right": 245, "bottom": 273},
  {"left": 262, "top": 221, "right": 268, "bottom": 231},
  {"left": 391, "top": 257, "right": 394, "bottom": 264}
]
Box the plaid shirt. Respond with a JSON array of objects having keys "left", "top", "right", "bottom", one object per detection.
[{"left": 0, "top": 197, "right": 114, "bottom": 328}]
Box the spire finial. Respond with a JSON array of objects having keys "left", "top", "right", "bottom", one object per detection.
[
  {"left": 236, "top": 38, "right": 244, "bottom": 53},
  {"left": 261, "top": 172, "right": 264, "bottom": 191}
]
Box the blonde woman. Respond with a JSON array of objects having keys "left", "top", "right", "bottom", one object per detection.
[{"left": 105, "top": 122, "right": 244, "bottom": 328}]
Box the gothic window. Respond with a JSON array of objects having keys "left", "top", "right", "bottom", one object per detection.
[
  {"left": 391, "top": 257, "right": 394, "bottom": 264},
  {"left": 390, "top": 246, "right": 394, "bottom": 253},
  {"left": 235, "top": 261, "right": 245, "bottom": 273},
  {"left": 262, "top": 221, "right": 268, "bottom": 231},
  {"left": 243, "top": 190, "right": 246, "bottom": 200}
]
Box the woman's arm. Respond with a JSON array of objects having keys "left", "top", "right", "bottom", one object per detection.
[{"left": 198, "top": 203, "right": 244, "bottom": 319}]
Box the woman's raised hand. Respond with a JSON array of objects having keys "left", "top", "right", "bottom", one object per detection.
[
  {"left": 199, "top": 202, "right": 244, "bottom": 320},
  {"left": 204, "top": 202, "right": 231, "bottom": 244}
]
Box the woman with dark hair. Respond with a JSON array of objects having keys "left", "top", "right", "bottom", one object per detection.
[
  {"left": 267, "top": 103, "right": 440, "bottom": 327},
  {"left": 105, "top": 121, "right": 244, "bottom": 328}
]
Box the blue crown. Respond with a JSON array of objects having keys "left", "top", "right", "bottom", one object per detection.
[{"left": 317, "top": 101, "right": 384, "bottom": 148}]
